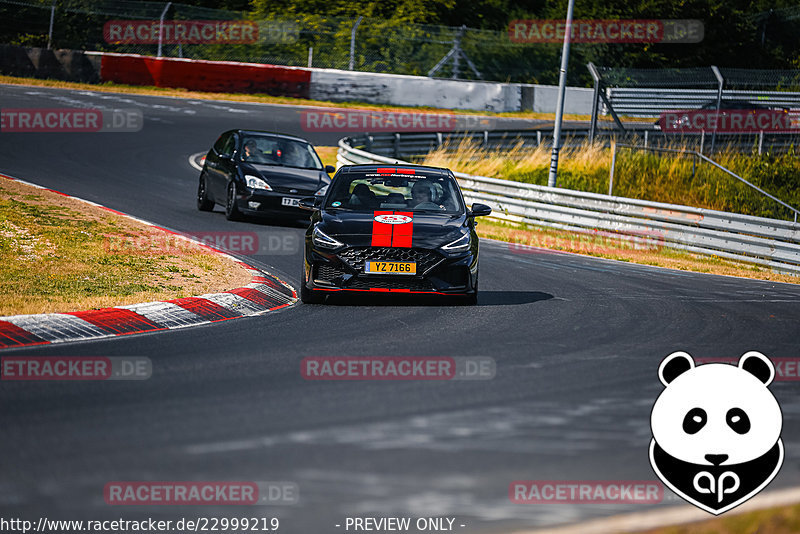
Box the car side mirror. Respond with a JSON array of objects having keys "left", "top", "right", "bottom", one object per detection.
[
  {"left": 299, "top": 197, "right": 321, "bottom": 211},
  {"left": 325, "top": 165, "right": 335, "bottom": 174},
  {"left": 470, "top": 203, "right": 492, "bottom": 217}
]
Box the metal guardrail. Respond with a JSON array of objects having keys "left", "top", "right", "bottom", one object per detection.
[
  {"left": 603, "top": 88, "right": 800, "bottom": 117},
  {"left": 346, "top": 129, "right": 800, "bottom": 159},
  {"left": 338, "top": 135, "right": 800, "bottom": 275}
]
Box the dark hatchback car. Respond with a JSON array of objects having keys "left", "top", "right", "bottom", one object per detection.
[
  {"left": 197, "top": 130, "right": 335, "bottom": 220},
  {"left": 298, "top": 164, "right": 492, "bottom": 305}
]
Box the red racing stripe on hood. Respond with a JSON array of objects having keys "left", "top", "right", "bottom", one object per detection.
[
  {"left": 391, "top": 211, "right": 413, "bottom": 248},
  {"left": 371, "top": 211, "right": 394, "bottom": 247}
]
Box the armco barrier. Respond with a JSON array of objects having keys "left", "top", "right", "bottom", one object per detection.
[
  {"left": 95, "top": 52, "right": 310, "bottom": 97},
  {"left": 337, "top": 136, "right": 800, "bottom": 274}
]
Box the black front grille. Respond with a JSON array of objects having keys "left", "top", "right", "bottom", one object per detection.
[
  {"left": 271, "top": 186, "right": 316, "bottom": 195},
  {"left": 348, "top": 277, "right": 435, "bottom": 291},
  {"left": 315, "top": 264, "right": 346, "bottom": 282},
  {"left": 338, "top": 247, "right": 443, "bottom": 274}
]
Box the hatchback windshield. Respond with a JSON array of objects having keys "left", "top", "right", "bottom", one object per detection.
[
  {"left": 239, "top": 135, "right": 323, "bottom": 170},
  {"left": 325, "top": 171, "right": 465, "bottom": 213}
]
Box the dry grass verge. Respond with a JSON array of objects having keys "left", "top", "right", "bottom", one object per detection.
[
  {"left": 478, "top": 219, "right": 799, "bottom": 285},
  {"left": 0, "top": 177, "right": 252, "bottom": 315}
]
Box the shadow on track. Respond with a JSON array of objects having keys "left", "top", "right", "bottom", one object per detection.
[
  {"left": 314, "top": 291, "right": 553, "bottom": 307},
  {"left": 473, "top": 290, "right": 553, "bottom": 306}
]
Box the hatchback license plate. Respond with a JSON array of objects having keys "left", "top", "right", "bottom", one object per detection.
[
  {"left": 282, "top": 197, "right": 300, "bottom": 207},
  {"left": 365, "top": 261, "right": 416, "bottom": 275}
]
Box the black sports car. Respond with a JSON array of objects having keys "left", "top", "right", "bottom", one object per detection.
[
  {"left": 197, "top": 129, "right": 335, "bottom": 220},
  {"left": 299, "top": 164, "right": 491, "bottom": 304}
]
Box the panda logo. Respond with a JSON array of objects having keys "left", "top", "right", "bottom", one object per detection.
[{"left": 649, "top": 351, "right": 784, "bottom": 515}]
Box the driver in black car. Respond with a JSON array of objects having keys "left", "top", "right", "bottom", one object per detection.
[
  {"left": 408, "top": 180, "right": 440, "bottom": 210},
  {"left": 241, "top": 139, "right": 258, "bottom": 161}
]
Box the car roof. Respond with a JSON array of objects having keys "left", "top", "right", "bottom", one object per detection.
[
  {"left": 337, "top": 164, "right": 452, "bottom": 177},
  {"left": 234, "top": 129, "right": 312, "bottom": 144}
]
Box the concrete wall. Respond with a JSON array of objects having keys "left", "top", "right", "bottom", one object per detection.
[
  {"left": 308, "top": 69, "right": 594, "bottom": 114},
  {"left": 95, "top": 53, "right": 310, "bottom": 97},
  {"left": 309, "top": 68, "right": 525, "bottom": 112},
  {"left": 529, "top": 84, "right": 595, "bottom": 115}
]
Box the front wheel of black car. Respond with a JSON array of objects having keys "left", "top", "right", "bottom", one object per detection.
[
  {"left": 197, "top": 174, "right": 214, "bottom": 211},
  {"left": 225, "top": 182, "right": 242, "bottom": 221}
]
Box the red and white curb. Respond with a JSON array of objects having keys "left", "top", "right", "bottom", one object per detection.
[{"left": 0, "top": 173, "right": 297, "bottom": 350}]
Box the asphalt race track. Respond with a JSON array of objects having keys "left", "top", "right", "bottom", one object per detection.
[{"left": 1, "top": 85, "right": 800, "bottom": 533}]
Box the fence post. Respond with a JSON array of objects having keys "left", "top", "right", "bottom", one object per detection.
[
  {"left": 700, "top": 130, "right": 705, "bottom": 154},
  {"left": 758, "top": 131, "right": 764, "bottom": 155},
  {"left": 349, "top": 16, "right": 363, "bottom": 71},
  {"left": 537, "top": 130, "right": 541, "bottom": 146},
  {"left": 394, "top": 133, "right": 401, "bottom": 158},
  {"left": 710, "top": 65, "right": 724, "bottom": 153},
  {"left": 307, "top": 47, "right": 313, "bottom": 67},
  {"left": 609, "top": 138, "right": 616, "bottom": 196},
  {"left": 157, "top": 2, "right": 172, "bottom": 58},
  {"left": 46, "top": 0, "right": 56, "bottom": 49},
  {"left": 548, "top": 0, "right": 576, "bottom": 188},
  {"left": 644, "top": 130, "right": 648, "bottom": 149},
  {"left": 587, "top": 62, "right": 601, "bottom": 142}
]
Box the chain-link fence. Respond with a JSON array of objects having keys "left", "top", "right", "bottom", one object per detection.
[
  {"left": 0, "top": 0, "right": 562, "bottom": 83},
  {"left": 594, "top": 65, "right": 800, "bottom": 91}
]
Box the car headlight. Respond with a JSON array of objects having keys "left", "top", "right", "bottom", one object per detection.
[
  {"left": 245, "top": 175, "right": 271, "bottom": 191},
  {"left": 312, "top": 226, "right": 344, "bottom": 250},
  {"left": 442, "top": 232, "right": 471, "bottom": 252},
  {"left": 315, "top": 184, "right": 329, "bottom": 197}
]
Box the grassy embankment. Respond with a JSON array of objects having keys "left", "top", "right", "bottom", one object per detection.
[{"left": 0, "top": 177, "right": 252, "bottom": 316}]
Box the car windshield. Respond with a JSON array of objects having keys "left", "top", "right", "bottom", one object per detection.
[
  {"left": 325, "top": 171, "right": 465, "bottom": 214},
  {"left": 239, "top": 135, "right": 323, "bottom": 170}
]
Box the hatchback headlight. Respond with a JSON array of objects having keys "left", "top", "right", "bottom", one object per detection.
[
  {"left": 315, "top": 184, "right": 329, "bottom": 197},
  {"left": 312, "top": 226, "right": 343, "bottom": 250},
  {"left": 442, "top": 232, "right": 471, "bottom": 252},
  {"left": 245, "top": 175, "right": 271, "bottom": 191}
]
